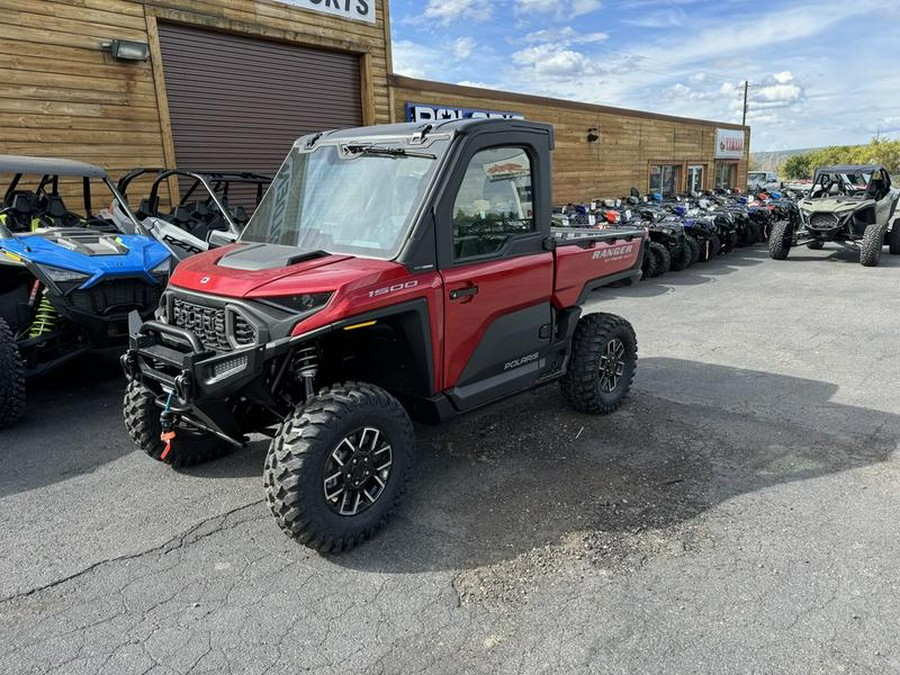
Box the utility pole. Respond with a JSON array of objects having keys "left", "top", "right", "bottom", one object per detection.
[{"left": 742, "top": 80, "right": 749, "bottom": 126}]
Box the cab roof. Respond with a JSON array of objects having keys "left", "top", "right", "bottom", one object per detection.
[
  {"left": 301, "top": 118, "right": 554, "bottom": 147},
  {"left": 0, "top": 155, "right": 108, "bottom": 178}
]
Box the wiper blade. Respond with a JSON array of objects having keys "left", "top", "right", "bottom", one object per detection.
[{"left": 343, "top": 144, "right": 435, "bottom": 159}]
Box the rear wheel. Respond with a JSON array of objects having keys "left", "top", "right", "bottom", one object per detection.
[
  {"left": 859, "top": 223, "right": 886, "bottom": 267},
  {"left": 685, "top": 236, "right": 701, "bottom": 265},
  {"left": 699, "top": 233, "right": 721, "bottom": 262},
  {"left": 0, "top": 317, "right": 26, "bottom": 429},
  {"left": 722, "top": 230, "right": 737, "bottom": 254},
  {"left": 561, "top": 313, "right": 637, "bottom": 415},
  {"left": 768, "top": 220, "right": 793, "bottom": 260},
  {"left": 668, "top": 243, "right": 689, "bottom": 271},
  {"left": 889, "top": 221, "right": 900, "bottom": 255},
  {"left": 646, "top": 242, "right": 670, "bottom": 278},
  {"left": 123, "top": 380, "right": 230, "bottom": 467},
  {"left": 738, "top": 222, "right": 760, "bottom": 247},
  {"left": 264, "top": 382, "right": 414, "bottom": 553}
]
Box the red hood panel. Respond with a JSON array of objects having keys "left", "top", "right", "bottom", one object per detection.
[{"left": 169, "top": 244, "right": 408, "bottom": 298}]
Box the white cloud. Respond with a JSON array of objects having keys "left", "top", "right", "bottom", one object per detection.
[
  {"left": 422, "top": 0, "right": 492, "bottom": 26},
  {"left": 622, "top": 7, "right": 686, "bottom": 28},
  {"left": 772, "top": 71, "right": 794, "bottom": 84},
  {"left": 391, "top": 40, "right": 438, "bottom": 79},
  {"left": 453, "top": 37, "right": 476, "bottom": 59},
  {"left": 512, "top": 44, "right": 590, "bottom": 78},
  {"left": 515, "top": 0, "right": 601, "bottom": 21},
  {"left": 523, "top": 26, "right": 609, "bottom": 44}
]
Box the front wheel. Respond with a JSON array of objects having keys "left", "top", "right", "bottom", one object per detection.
[
  {"left": 123, "top": 380, "right": 230, "bottom": 467},
  {"left": 0, "top": 317, "right": 26, "bottom": 429},
  {"left": 768, "top": 220, "right": 794, "bottom": 260},
  {"left": 560, "top": 313, "right": 637, "bottom": 415},
  {"left": 264, "top": 382, "right": 414, "bottom": 553},
  {"left": 860, "top": 223, "right": 886, "bottom": 267}
]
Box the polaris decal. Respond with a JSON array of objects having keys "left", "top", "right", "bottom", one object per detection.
[
  {"left": 592, "top": 243, "right": 635, "bottom": 260},
  {"left": 368, "top": 280, "right": 418, "bottom": 298},
  {"left": 504, "top": 352, "right": 539, "bottom": 370}
]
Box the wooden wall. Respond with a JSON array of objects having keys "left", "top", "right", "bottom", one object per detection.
[
  {"left": 390, "top": 76, "right": 750, "bottom": 204},
  {"left": 0, "top": 0, "right": 393, "bottom": 196}
]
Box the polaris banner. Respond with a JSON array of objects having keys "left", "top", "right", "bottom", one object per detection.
[
  {"left": 405, "top": 103, "right": 524, "bottom": 123},
  {"left": 715, "top": 129, "right": 745, "bottom": 159},
  {"left": 274, "top": 0, "right": 374, "bottom": 24}
]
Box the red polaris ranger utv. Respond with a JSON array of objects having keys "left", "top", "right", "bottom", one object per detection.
[{"left": 122, "top": 119, "right": 645, "bottom": 552}]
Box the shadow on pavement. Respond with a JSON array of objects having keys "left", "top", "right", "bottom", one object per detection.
[
  {"left": 332, "top": 357, "right": 896, "bottom": 574},
  {"left": 0, "top": 349, "right": 130, "bottom": 499}
]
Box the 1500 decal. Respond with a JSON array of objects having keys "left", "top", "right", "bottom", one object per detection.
[{"left": 368, "top": 280, "right": 419, "bottom": 298}]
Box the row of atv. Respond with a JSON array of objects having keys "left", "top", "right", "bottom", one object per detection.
[
  {"left": 0, "top": 157, "right": 270, "bottom": 429},
  {"left": 553, "top": 187, "right": 800, "bottom": 280}
]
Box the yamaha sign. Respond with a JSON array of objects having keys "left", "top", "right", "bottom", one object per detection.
[
  {"left": 405, "top": 102, "right": 524, "bottom": 123},
  {"left": 715, "top": 128, "right": 746, "bottom": 159}
]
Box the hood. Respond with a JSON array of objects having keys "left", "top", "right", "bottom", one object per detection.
[
  {"left": 0, "top": 229, "right": 170, "bottom": 287},
  {"left": 169, "top": 242, "right": 409, "bottom": 298},
  {"left": 799, "top": 197, "right": 874, "bottom": 214}
]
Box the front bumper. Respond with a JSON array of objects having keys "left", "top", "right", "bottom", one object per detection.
[{"left": 121, "top": 314, "right": 292, "bottom": 440}]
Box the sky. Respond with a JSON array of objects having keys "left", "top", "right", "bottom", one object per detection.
[{"left": 388, "top": 0, "right": 900, "bottom": 151}]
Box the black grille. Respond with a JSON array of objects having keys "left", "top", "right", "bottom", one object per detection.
[
  {"left": 68, "top": 279, "right": 162, "bottom": 315},
  {"left": 809, "top": 212, "right": 839, "bottom": 229},
  {"left": 233, "top": 314, "right": 255, "bottom": 346},
  {"left": 171, "top": 298, "right": 230, "bottom": 352}
]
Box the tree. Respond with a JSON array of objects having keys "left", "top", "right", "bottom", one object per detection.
[{"left": 781, "top": 154, "right": 812, "bottom": 180}]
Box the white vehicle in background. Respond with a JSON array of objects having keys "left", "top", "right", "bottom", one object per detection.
[{"left": 747, "top": 171, "right": 782, "bottom": 193}]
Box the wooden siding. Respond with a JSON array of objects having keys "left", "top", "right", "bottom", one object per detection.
[
  {"left": 390, "top": 76, "right": 750, "bottom": 204},
  {"left": 0, "top": 0, "right": 392, "bottom": 198}
]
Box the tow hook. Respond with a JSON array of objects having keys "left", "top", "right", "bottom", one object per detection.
[
  {"left": 159, "top": 391, "right": 176, "bottom": 461},
  {"left": 174, "top": 372, "right": 193, "bottom": 401},
  {"left": 120, "top": 352, "right": 138, "bottom": 381}
]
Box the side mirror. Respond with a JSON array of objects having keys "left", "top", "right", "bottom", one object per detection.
[{"left": 208, "top": 229, "right": 238, "bottom": 248}]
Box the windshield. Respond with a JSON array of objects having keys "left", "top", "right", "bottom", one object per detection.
[
  {"left": 748, "top": 172, "right": 766, "bottom": 182},
  {"left": 241, "top": 143, "right": 437, "bottom": 259},
  {"left": 809, "top": 171, "right": 872, "bottom": 198}
]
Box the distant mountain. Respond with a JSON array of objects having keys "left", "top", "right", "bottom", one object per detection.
[{"left": 750, "top": 148, "right": 819, "bottom": 173}]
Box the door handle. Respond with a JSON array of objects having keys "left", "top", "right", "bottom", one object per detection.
[{"left": 449, "top": 286, "right": 479, "bottom": 301}]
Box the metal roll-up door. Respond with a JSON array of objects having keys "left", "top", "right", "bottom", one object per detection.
[{"left": 157, "top": 23, "right": 363, "bottom": 206}]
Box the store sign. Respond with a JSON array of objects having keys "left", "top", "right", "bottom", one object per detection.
[
  {"left": 275, "top": 0, "right": 374, "bottom": 24},
  {"left": 715, "top": 128, "right": 745, "bottom": 159},
  {"left": 405, "top": 102, "right": 524, "bottom": 123}
]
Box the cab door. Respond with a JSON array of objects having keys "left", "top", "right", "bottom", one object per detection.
[{"left": 436, "top": 133, "right": 554, "bottom": 411}]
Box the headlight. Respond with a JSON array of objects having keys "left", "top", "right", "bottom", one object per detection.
[
  {"left": 150, "top": 258, "right": 171, "bottom": 280},
  {"left": 266, "top": 291, "right": 333, "bottom": 314},
  {"left": 38, "top": 265, "right": 90, "bottom": 283}
]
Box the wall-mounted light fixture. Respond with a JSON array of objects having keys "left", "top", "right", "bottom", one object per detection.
[
  {"left": 586, "top": 127, "right": 599, "bottom": 143},
  {"left": 102, "top": 39, "right": 150, "bottom": 62}
]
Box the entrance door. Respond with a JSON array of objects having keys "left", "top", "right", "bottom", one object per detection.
[
  {"left": 687, "top": 165, "right": 704, "bottom": 193},
  {"left": 437, "top": 141, "right": 554, "bottom": 411}
]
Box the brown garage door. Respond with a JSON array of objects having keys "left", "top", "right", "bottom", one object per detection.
[{"left": 157, "top": 23, "right": 363, "bottom": 205}]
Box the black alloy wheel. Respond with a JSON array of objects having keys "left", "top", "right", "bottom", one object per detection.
[{"left": 323, "top": 426, "right": 394, "bottom": 516}]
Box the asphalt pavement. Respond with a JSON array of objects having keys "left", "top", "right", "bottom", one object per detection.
[{"left": 1, "top": 244, "right": 899, "bottom": 674}]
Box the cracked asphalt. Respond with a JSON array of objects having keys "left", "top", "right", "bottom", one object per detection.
[{"left": 2, "top": 245, "right": 899, "bottom": 674}]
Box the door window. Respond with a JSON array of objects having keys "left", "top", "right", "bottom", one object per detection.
[
  {"left": 715, "top": 162, "right": 737, "bottom": 189},
  {"left": 452, "top": 147, "right": 535, "bottom": 261},
  {"left": 649, "top": 164, "right": 682, "bottom": 197},
  {"left": 687, "top": 165, "right": 704, "bottom": 193}
]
